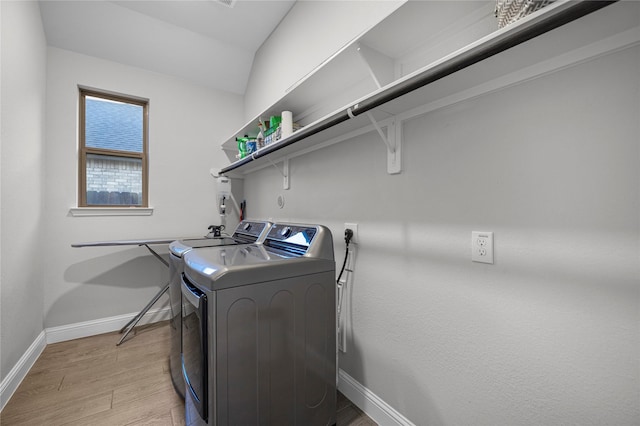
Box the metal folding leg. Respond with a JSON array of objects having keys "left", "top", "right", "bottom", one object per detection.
[
  {"left": 117, "top": 281, "right": 170, "bottom": 345},
  {"left": 117, "top": 243, "right": 170, "bottom": 346}
]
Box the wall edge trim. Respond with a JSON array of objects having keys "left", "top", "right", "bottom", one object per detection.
[
  {"left": 45, "top": 306, "right": 172, "bottom": 344},
  {"left": 0, "top": 330, "right": 47, "bottom": 412},
  {"left": 338, "top": 369, "right": 416, "bottom": 426}
]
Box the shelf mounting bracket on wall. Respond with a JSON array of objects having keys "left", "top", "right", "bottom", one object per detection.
[
  {"left": 264, "top": 155, "right": 290, "bottom": 189},
  {"left": 355, "top": 42, "right": 394, "bottom": 89},
  {"left": 361, "top": 110, "right": 402, "bottom": 174}
]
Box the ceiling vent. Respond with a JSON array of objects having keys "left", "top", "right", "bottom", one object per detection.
[{"left": 212, "top": 0, "right": 236, "bottom": 8}]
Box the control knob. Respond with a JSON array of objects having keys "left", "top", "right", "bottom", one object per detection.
[{"left": 279, "top": 226, "right": 292, "bottom": 238}]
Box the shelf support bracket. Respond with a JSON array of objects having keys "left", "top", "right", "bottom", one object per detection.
[
  {"left": 265, "top": 155, "right": 290, "bottom": 190},
  {"left": 356, "top": 42, "right": 394, "bottom": 89},
  {"left": 366, "top": 111, "right": 394, "bottom": 153},
  {"left": 363, "top": 111, "right": 402, "bottom": 174}
]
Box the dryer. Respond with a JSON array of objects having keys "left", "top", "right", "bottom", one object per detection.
[
  {"left": 181, "top": 223, "right": 336, "bottom": 426},
  {"left": 168, "top": 220, "right": 272, "bottom": 397}
]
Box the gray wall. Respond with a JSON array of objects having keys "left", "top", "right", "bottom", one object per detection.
[
  {"left": 0, "top": 0, "right": 47, "bottom": 384},
  {"left": 42, "top": 47, "right": 244, "bottom": 328},
  {"left": 0, "top": 0, "right": 244, "bottom": 395},
  {"left": 243, "top": 46, "right": 640, "bottom": 425}
]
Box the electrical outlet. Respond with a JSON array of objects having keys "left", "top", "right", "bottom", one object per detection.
[
  {"left": 472, "top": 231, "right": 494, "bottom": 264},
  {"left": 344, "top": 223, "right": 358, "bottom": 244}
]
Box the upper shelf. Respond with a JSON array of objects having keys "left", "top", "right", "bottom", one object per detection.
[
  {"left": 220, "top": 1, "right": 497, "bottom": 161},
  {"left": 220, "top": 0, "right": 637, "bottom": 176}
]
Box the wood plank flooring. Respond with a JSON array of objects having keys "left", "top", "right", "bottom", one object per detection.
[{"left": 1, "top": 321, "right": 375, "bottom": 426}]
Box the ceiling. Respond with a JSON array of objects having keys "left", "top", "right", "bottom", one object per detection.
[{"left": 39, "top": 0, "right": 297, "bottom": 95}]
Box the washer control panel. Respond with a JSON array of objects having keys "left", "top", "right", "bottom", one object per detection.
[{"left": 232, "top": 221, "right": 272, "bottom": 244}]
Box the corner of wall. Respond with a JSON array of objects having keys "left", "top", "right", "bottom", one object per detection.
[
  {"left": 0, "top": 331, "right": 46, "bottom": 411},
  {"left": 0, "top": 0, "right": 48, "bottom": 389}
]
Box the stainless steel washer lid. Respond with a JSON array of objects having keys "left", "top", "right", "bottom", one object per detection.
[
  {"left": 183, "top": 244, "right": 335, "bottom": 291},
  {"left": 169, "top": 237, "right": 236, "bottom": 258},
  {"left": 169, "top": 220, "right": 273, "bottom": 257}
]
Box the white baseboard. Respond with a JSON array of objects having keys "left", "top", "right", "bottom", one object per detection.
[
  {"left": 1, "top": 307, "right": 172, "bottom": 411},
  {"left": 45, "top": 306, "right": 172, "bottom": 344},
  {"left": 0, "top": 330, "right": 46, "bottom": 412},
  {"left": 338, "top": 369, "right": 415, "bottom": 426}
]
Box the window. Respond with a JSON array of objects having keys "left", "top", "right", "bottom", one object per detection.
[{"left": 79, "top": 88, "right": 148, "bottom": 207}]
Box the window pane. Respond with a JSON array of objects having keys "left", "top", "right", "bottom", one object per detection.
[
  {"left": 85, "top": 96, "right": 143, "bottom": 153},
  {"left": 85, "top": 153, "right": 142, "bottom": 206}
]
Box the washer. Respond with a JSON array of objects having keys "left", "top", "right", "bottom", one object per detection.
[
  {"left": 168, "top": 220, "right": 272, "bottom": 397},
  {"left": 181, "top": 223, "right": 336, "bottom": 426}
]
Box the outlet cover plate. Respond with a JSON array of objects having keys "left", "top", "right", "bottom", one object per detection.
[
  {"left": 472, "top": 231, "right": 494, "bottom": 264},
  {"left": 345, "top": 223, "right": 358, "bottom": 244}
]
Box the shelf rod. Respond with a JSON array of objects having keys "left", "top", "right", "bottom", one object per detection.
[
  {"left": 220, "top": 0, "right": 616, "bottom": 176},
  {"left": 350, "top": 0, "right": 617, "bottom": 116}
]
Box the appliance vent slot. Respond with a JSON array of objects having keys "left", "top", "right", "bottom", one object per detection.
[
  {"left": 233, "top": 233, "right": 258, "bottom": 244},
  {"left": 264, "top": 240, "right": 308, "bottom": 257}
]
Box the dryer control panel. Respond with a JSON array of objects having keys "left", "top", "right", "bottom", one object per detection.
[{"left": 264, "top": 224, "right": 318, "bottom": 256}]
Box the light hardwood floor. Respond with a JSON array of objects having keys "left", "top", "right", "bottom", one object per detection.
[{"left": 1, "top": 321, "right": 375, "bottom": 426}]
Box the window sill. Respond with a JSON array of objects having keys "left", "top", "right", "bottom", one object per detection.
[{"left": 69, "top": 207, "right": 154, "bottom": 217}]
